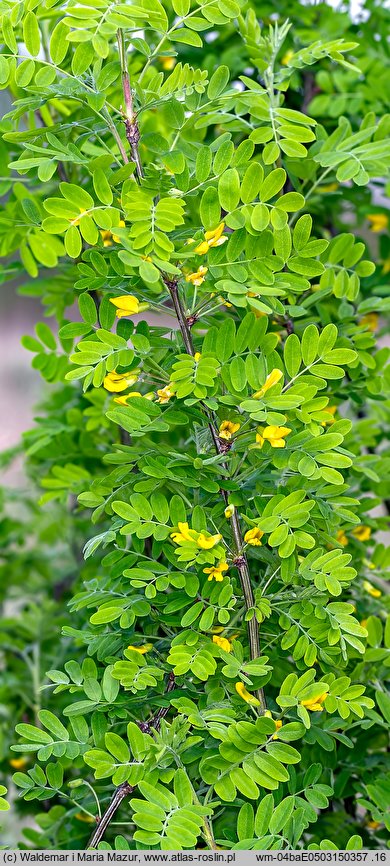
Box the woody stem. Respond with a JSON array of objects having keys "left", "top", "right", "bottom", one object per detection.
[
  {"left": 117, "top": 29, "right": 144, "bottom": 180},
  {"left": 164, "top": 277, "right": 266, "bottom": 712}
]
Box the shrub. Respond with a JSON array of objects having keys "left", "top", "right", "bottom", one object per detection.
[{"left": 0, "top": 0, "right": 389, "bottom": 851}]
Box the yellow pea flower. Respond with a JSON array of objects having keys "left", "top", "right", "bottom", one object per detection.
[
  {"left": 300, "top": 691, "right": 328, "bottom": 712},
  {"left": 360, "top": 619, "right": 368, "bottom": 629},
  {"left": 159, "top": 55, "right": 175, "bottom": 71},
  {"left": 10, "top": 757, "right": 28, "bottom": 770},
  {"left": 127, "top": 643, "right": 152, "bottom": 654},
  {"left": 321, "top": 405, "right": 337, "bottom": 426},
  {"left": 281, "top": 48, "right": 294, "bottom": 65},
  {"left": 195, "top": 222, "right": 228, "bottom": 255},
  {"left": 203, "top": 561, "right": 229, "bottom": 582},
  {"left": 352, "top": 525, "right": 371, "bottom": 542},
  {"left": 235, "top": 681, "right": 260, "bottom": 706},
  {"left": 219, "top": 420, "right": 241, "bottom": 441},
  {"left": 71, "top": 207, "right": 87, "bottom": 227},
  {"left": 100, "top": 220, "right": 125, "bottom": 246},
  {"left": 170, "top": 522, "right": 197, "bottom": 544},
  {"left": 109, "top": 294, "right": 147, "bottom": 318},
  {"left": 367, "top": 213, "right": 388, "bottom": 232},
  {"left": 264, "top": 711, "right": 283, "bottom": 738},
  {"left": 363, "top": 580, "right": 382, "bottom": 598},
  {"left": 114, "top": 392, "right": 142, "bottom": 404},
  {"left": 218, "top": 296, "right": 233, "bottom": 308},
  {"left": 213, "top": 634, "right": 232, "bottom": 652},
  {"left": 359, "top": 313, "right": 379, "bottom": 332},
  {"left": 194, "top": 352, "right": 201, "bottom": 362},
  {"left": 382, "top": 257, "right": 390, "bottom": 275},
  {"left": 156, "top": 384, "right": 175, "bottom": 404},
  {"left": 197, "top": 532, "right": 222, "bottom": 549},
  {"left": 256, "top": 425, "right": 291, "bottom": 448},
  {"left": 224, "top": 504, "right": 235, "bottom": 518},
  {"left": 244, "top": 527, "right": 264, "bottom": 546},
  {"left": 317, "top": 182, "right": 339, "bottom": 193},
  {"left": 336, "top": 529, "right": 348, "bottom": 547},
  {"left": 367, "top": 821, "right": 382, "bottom": 830},
  {"left": 185, "top": 265, "right": 208, "bottom": 286},
  {"left": 253, "top": 369, "right": 283, "bottom": 399},
  {"left": 104, "top": 370, "right": 140, "bottom": 393}
]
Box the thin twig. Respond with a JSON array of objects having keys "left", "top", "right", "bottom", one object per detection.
[
  {"left": 164, "top": 277, "right": 266, "bottom": 712},
  {"left": 87, "top": 674, "right": 176, "bottom": 849},
  {"left": 88, "top": 782, "right": 133, "bottom": 849},
  {"left": 117, "top": 29, "right": 144, "bottom": 179}
]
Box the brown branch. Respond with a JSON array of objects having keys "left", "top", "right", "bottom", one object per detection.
[
  {"left": 138, "top": 671, "right": 176, "bottom": 733},
  {"left": 87, "top": 674, "right": 176, "bottom": 849},
  {"left": 117, "top": 29, "right": 143, "bottom": 180},
  {"left": 164, "top": 277, "right": 266, "bottom": 712},
  {"left": 87, "top": 782, "right": 133, "bottom": 849}
]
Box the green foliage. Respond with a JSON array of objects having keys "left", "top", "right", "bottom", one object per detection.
[{"left": 0, "top": 0, "right": 390, "bottom": 853}]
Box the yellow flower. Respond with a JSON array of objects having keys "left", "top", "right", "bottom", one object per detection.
[
  {"left": 281, "top": 48, "right": 294, "bottom": 65},
  {"left": 264, "top": 711, "right": 283, "bottom": 739},
  {"left": 367, "top": 213, "right": 388, "bottom": 232},
  {"left": 219, "top": 420, "right": 241, "bottom": 441},
  {"left": 235, "top": 681, "right": 260, "bottom": 706},
  {"left": 300, "top": 691, "right": 328, "bottom": 712},
  {"left": 104, "top": 370, "right": 140, "bottom": 393},
  {"left": 224, "top": 504, "right": 235, "bottom": 518},
  {"left": 363, "top": 580, "right": 382, "bottom": 598},
  {"left": 360, "top": 619, "right": 368, "bottom": 629},
  {"left": 336, "top": 529, "right": 348, "bottom": 547},
  {"left": 171, "top": 521, "right": 197, "bottom": 544},
  {"left": 109, "top": 294, "right": 146, "bottom": 318},
  {"left": 253, "top": 369, "right": 283, "bottom": 399},
  {"left": 75, "top": 813, "right": 95, "bottom": 823},
  {"left": 194, "top": 352, "right": 201, "bottom": 362},
  {"left": 159, "top": 55, "right": 175, "bottom": 70},
  {"left": 203, "top": 561, "right": 229, "bottom": 582},
  {"left": 321, "top": 405, "right": 337, "bottom": 426},
  {"left": 171, "top": 522, "right": 222, "bottom": 550},
  {"left": 127, "top": 643, "right": 152, "bottom": 654},
  {"left": 156, "top": 384, "right": 175, "bottom": 404},
  {"left": 185, "top": 266, "right": 208, "bottom": 286},
  {"left": 10, "top": 757, "right": 28, "bottom": 769},
  {"left": 352, "top": 525, "right": 371, "bottom": 542},
  {"left": 367, "top": 820, "right": 382, "bottom": 830},
  {"left": 195, "top": 222, "right": 228, "bottom": 255},
  {"left": 213, "top": 634, "right": 232, "bottom": 652},
  {"left": 197, "top": 532, "right": 222, "bottom": 549},
  {"left": 100, "top": 220, "right": 125, "bottom": 246},
  {"left": 359, "top": 313, "right": 378, "bottom": 332},
  {"left": 256, "top": 425, "right": 291, "bottom": 448},
  {"left": 244, "top": 527, "right": 264, "bottom": 546},
  {"left": 317, "top": 182, "right": 339, "bottom": 193},
  {"left": 114, "top": 391, "right": 142, "bottom": 404},
  {"left": 218, "top": 296, "right": 232, "bottom": 308},
  {"left": 71, "top": 208, "right": 87, "bottom": 227},
  {"left": 382, "top": 257, "right": 390, "bottom": 275}
]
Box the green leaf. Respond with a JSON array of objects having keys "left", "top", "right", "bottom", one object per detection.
[
  {"left": 200, "top": 187, "right": 221, "bottom": 230},
  {"left": 269, "top": 796, "right": 294, "bottom": 834},
  {"left": 207, "top": 65, "right": 230, "bottom": 99},
  {"left": 65, "top": 225, "right": 82, "bottom": 259},
  {"left": 284, "top": 333, "right": 301, "bottom": 377},
  {"left": 260, "top": 169, "right": 286, "bottom": 202},
  {"left": 216, "top": 318, "right": 235, "bottom": 362},
  {"left": 79, "top": 293, "right": 98, "bottom": 325},
  {"left": 93, "top": 169, "right": 113, "bottom": 205},
  {"left": 105, "top": 733, "right": 130, "bottom": 763},
  {"left": 38, "top": 711, "right": 69, "bottom": 741},
  {"left": 23, "top": 11, "right": 40, "bottom": 56},
  {"left": 218, "top": 169, "right": 240, "bottom": 212}
]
